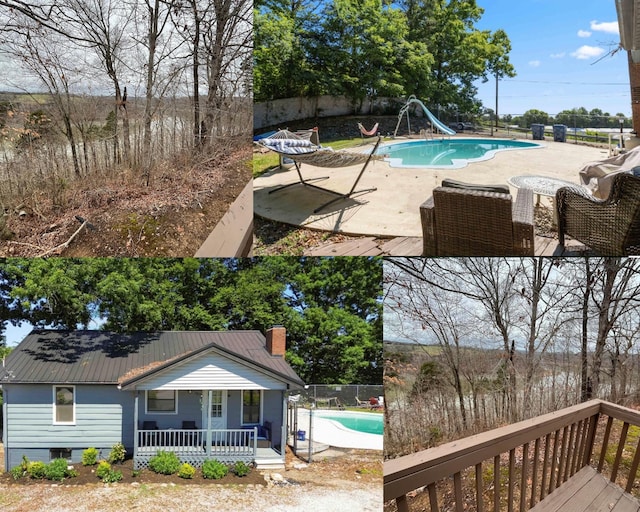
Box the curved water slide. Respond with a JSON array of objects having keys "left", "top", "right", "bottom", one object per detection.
[{"left": 394, "top": 96, "right": 456, "bottom": 137}]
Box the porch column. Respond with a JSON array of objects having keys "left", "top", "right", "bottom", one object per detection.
[
  {"left": 281, "top": 392, "right": 287, "bottom": 456},
  {"left": 2, "top": 388, "right": 8, "bottom": 471},
  {"left": 133, "top": 392, "right": 139, "bottom": 459},
  {"left": 206, "top": 390, "right": 212, "bottom": 457}
]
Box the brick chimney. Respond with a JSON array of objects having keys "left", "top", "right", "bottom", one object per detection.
[{"left": 266, "top": 326, "right": 286, "bottom": 357}]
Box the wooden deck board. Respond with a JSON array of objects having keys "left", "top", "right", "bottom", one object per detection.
[
  {"left": 530, "top": 467, "right": 640, "bottom": 512},
  {"left": 379, "top": 236, "right": 423, "bottom": 256},
  {"left": 304, "top": 234, "right": 594, "bottom": 257},
  {"left": 307, "top": 237, "right": 383, "bottom": 256}
]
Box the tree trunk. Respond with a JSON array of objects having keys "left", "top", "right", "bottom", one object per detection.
[
  {"left": 581, "top": 259, "right": 593, "bottom": 401},
  {"left": 191, "top": 0, "right": 202, "bottom": 148}
]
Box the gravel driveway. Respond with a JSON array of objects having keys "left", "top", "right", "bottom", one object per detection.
[
  {"left": 0, "top": 479, "right": 382, "bottom": 511},
  {"left": 0, "top": 449, "right": 383, "bottom": 511},
  {"left": 0, "top": 484, "right": 382, "bottom": 512}
]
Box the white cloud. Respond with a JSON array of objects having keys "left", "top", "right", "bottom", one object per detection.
[
  {"left": 550, "top": 52, "right": 566, "bottom": 59},
  {"left": 590, "top": 20, "right": 619, "bottom": 34},
  {"left": 571, "top": 45, "right": 605, "bottom": 60},
  {"left": 577, "top": 30, "right": 592, "bottom": 38},
  {"left": 529, "top": 60, "right": 541, "bottom": 67}
]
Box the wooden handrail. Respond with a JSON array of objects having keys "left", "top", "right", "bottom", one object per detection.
[{"left": 384, "top": 399, "right": 640, "bottom": 511}]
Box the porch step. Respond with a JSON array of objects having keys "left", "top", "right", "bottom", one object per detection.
[{"left": 256, "top": 458, "right": 285, "bottom": 470}]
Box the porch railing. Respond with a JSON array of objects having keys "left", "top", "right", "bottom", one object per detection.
[
  {"left": 384, "top": 399, "right": 640, "bottom": 512},
  {"left": 135, "top": 427, "right": 257, "bottom": 469}
]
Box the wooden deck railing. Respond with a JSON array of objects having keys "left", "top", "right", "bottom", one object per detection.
[{"left": 384, "top": 399, "right": 640, "bottom": 512}]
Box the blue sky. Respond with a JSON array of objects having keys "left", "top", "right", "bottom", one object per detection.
[
  {"left": 474, "top": 0, "right": 630, "bottom": 117},
  {"left": 4, "top": 322, "right": 32, "bottom": 348}
]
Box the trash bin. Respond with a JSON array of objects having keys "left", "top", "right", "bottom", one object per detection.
[
  {"left": 553, "top": 124, "right": 567, "bottom": 142},
  {"left": 531, "top": 124, "right": 545, "bottom": 140},
  {"left": 297, "top": 430, "right": 306, "bottom": 441}
]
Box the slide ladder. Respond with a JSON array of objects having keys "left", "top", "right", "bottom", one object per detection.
[{"left": 393, "top": 96, "right": 456, "bottom": 138}]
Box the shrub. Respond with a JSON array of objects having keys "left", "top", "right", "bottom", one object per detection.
[
  {"left": 177, "top": 463, "right": 196, "bottom": 479},
  {"left": 148, "top": 451, "right": 181, "bottom": 475},
  {"left": 82, "top": 447, "right": 99, "bottom": 466},
  {"left": 232, "top": 461, "right": 251, "bottom": 477},
  {"left": 96, "top": 460, "right": 112, "bottom": 479},
  {"left": 27, "top": 461, "right": 47, "bottom": 479},
  {"left": 44, "top": 458, "right": 69, "bottom": 481},
  {"left": 11, "top": 455, "right": 30, "bottom": 480},
  {"left": 202, "top": 459, "right": 228, "bottom": 480},
  {"left": 107, "top": 442, "right": 126, "bottom": 464},
  {"left": 101, "top": 469, "right": 123, "bottom": 483},
  {"left": 10, "top": 465, "right": 25, "bottom": 480}
]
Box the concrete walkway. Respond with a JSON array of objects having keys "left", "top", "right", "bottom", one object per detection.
[{"left": 254, "top": 137, "right": 610, "bottom": 238}]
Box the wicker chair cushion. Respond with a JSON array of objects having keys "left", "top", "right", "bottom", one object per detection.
[{"left": 442, "top": 178, "right": 510, "bottom": 195}]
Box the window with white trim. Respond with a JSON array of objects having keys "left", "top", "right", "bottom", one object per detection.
[
  {"left": 146, "top": 390, "right": 178, "bottom": 414},
  {"left": 53, "top": 386, "right": 75, "bottom": 424},
  {"left": 242, "top": 390, "right": 261, "bottom": 424},
  {"left": 210, "top": 390, "right": 223, "bottom": 418}
]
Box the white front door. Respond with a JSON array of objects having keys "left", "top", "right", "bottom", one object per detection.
[{"left": 202, "top": 390, "right": 227, "bottom": 430}]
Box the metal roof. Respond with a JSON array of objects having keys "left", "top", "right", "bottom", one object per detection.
[{"left": 0, "top": 330, "right": 304, "bottom": 388}]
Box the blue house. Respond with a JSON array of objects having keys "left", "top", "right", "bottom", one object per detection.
[{"left": 0, "top": 327, "right": 304, "bottom": 471}]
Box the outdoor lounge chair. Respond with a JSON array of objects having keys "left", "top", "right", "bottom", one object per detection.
[
  {"left": 556, "top": 172, "right": 640, "bottom": 255},
  {"left": 259, "top": 129, "right": 383, "bottom": 213},
  {"left": 355, "top": 396, "right": 370, "bottom": 408},
  {"left": 420, "top": 179, "right": 535, "bottom": 256}
]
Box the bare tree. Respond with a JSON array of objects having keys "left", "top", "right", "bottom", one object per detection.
[
  {"left": 201, "top": 0, "right": 251, "bottom": 140},
  {"left": 588, "top": 258, "right": 640, "bottom": 398}
]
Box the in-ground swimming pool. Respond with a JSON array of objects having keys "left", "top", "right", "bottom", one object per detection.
[
  {"left": 378, "top": 138, "right": 541, "bottom": 169},
  {"left": 313, "top": 410, "right": 383, "bottom": 435}
]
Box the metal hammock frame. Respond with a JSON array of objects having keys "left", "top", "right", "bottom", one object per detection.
[{"left": 259, "top": 131, "right": 383, "bottom": 213}]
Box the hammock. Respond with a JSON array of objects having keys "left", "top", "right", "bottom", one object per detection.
[
  {"left": 358, "top": 122, "right": 379, "bottom": 138},
  {"left": 259, "top": 130, "right": 383, "bottom": 213}
]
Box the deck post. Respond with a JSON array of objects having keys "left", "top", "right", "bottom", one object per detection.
[
  {"left": 253, "top": 426, "right": 258, "bottom": 457},
  {"left": 133, "top": 392, "right": 139, "bottom": 460},
  {"left": 206, "top": 390, "right": 212, "bottom": 457}
]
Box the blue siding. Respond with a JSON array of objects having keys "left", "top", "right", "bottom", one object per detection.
[
  {"left": 4, "top": 384, "right": 286, "bottom": 468},
  {"left": 137, "top": 390, "right": 202, "bottom": 429},
  {"left": 228, "top": 390, "right": 284, "bottom": 447},
  {"left": 4, "top": 384, "right": 131, "bottom": 465}
]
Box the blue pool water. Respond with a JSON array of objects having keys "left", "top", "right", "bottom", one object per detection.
[
  {"left": 315, "top": 411, "right": 383, "bottom": 435},
  {"left": 378, "top": 138, "right": 541, "bottom": 169}
]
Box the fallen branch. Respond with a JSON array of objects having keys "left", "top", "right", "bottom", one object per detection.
[{"left": 37, "top": 220, "right": 88, "bottom": 257}]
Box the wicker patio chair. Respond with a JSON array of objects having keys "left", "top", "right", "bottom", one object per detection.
[
  {"left": 556, "top": 172, "right": 640, "bottom": 255},
  {"left": 420, "top": 180, "right": 535, "bottom": 256}
]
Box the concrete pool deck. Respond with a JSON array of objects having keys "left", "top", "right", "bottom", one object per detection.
[
  {"left": 295, "top": 409, "right": 383, "bottom": 451},
  {"left": 253, "top": 136, "right": 610, "bottom": 238}
]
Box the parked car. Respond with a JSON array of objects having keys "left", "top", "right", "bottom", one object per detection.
[{"left": 449, "top": 122, "right": 475, "bottom": 131}]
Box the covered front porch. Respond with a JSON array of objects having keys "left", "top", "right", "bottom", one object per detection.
[{"left": 130, "top": 388, "right": 288, "bottom": 470}]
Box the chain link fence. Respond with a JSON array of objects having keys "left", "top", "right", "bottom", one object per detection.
[{"left": 289, "top": 384, "right": 384, "bottom": 409}]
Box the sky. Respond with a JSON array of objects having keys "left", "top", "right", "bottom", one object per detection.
[{"left": 474, "top": 0, "right": 631, "bottom": 118}]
